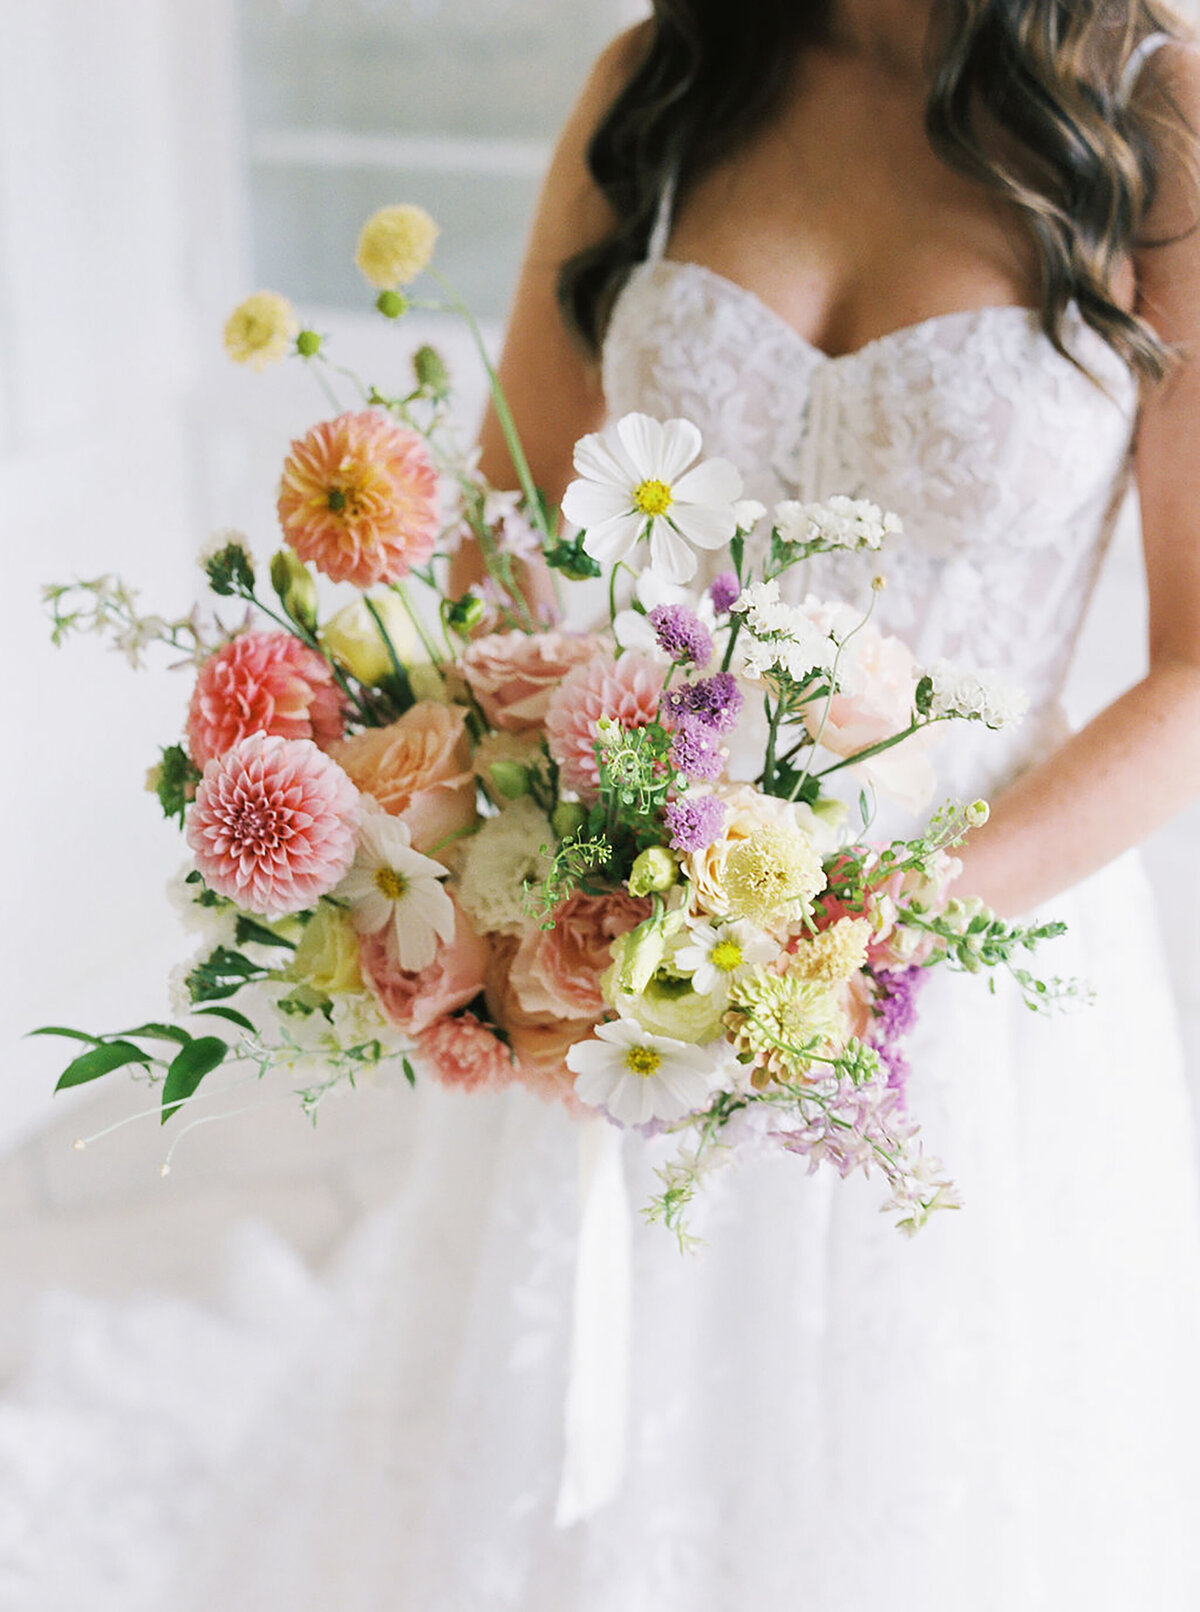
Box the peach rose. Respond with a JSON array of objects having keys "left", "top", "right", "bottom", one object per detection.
[
  {"left": 798, "top": 602, "right": 936, "bottom": 812},
  {"left": 509, "top": 890, "right": 651, "bottom": 1021},
  {"left": 359, "top": 897, "right": 488, "bottom": 1035},
  {"left": 331, "top": 701, "right": 475, "bottom": 852},
  {"left": 484, "top": 936, "right": 592, "bottom": 1108},
  {"left": 461, "top": 630, "right": 603, "bottom": 733}
]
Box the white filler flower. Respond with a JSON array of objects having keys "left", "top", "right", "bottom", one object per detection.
[
  {"left": 567, "top": 1019, "right": 720, "bottom": 1126},
  {"left": 561, "top": 412, "right": 742, "bottom": 585},
  {"left": 337, "top": 807, "right": 455, "bottom": 972},
  {"left": 923, "top": 659, "right": 1030, "bottom": 730}
]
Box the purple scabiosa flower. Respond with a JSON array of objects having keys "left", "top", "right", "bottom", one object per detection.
[
  {"left": 662, "top": 672, "right": 743, "bottom": 734},
  {"left": 664, "top": 793, "right": 727, "bottom": 852},
  {"left": 709, "top": 571, "right": 740, "bottom": 615},
  {"left": 668, "top": 714, "right": 723, "bottom": 781},
  {"left": 648, "top": 604, "right": 713, "bottom": 667}
]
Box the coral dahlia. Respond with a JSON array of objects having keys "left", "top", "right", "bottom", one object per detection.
[
  {"left": 186, "top": 630, "right": 345, "bottom": 768},
  {"left": 185, "top": 734, "right": 359, "bottom": 918},
  {"left": 277, "top": 410, "right": 439, "bottom": 588}
]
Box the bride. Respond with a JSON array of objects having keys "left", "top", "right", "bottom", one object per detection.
[{"left": 7, "top": 2, "right": 1200, "bottom": 1609}]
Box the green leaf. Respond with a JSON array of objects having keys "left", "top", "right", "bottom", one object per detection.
[
  {"left": 29, "top": 1026, "right": 101, "bottom": 1045},
  {"left": 401, "top": 1057, "right": 417, "bottom": 1088},
  {"left": 55, "top": 1040, "right": 153, "bottom": 1092},
  {"left": 161, "top": 1037, "right": 228, "bottom": 1123},
  {"left": 234, "top": 914, "right": 297, "bottom": 951},
  {"left": 117, "top": 1022, "right": 193, "bottom": 1045},
  {"left": 194, "top": 1004, "right": 256, "bottom": 1032}
]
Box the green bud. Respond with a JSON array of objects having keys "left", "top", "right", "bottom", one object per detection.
[
  {"left": 295, "top": 329, "right": 322, "bottom": 357},
  {"left": 269, "top": 547, "right": 319, "bottom": 632},
  {"left": 628, "top": 846, "right": 678, "bottom": 898},
  {"left": 965, "top": 798, "right": 990, "bottom": 828},
  {"left": 551, "top": 801, "right": 587, "bottom": 840},
  {"left": 488, "top": 760, "right": 531, "bottom": 800},
  {"left": 376, "top": 289, "right": 408, "bottom": 319},
  {"left": 413, "top": 343, "right": 449, "bottom": 397},
  {"left": 446, "top": 592, "right": 486, "bottom": 636},
  {"left": 614, "top": 919, "right": 668, "bottom": 995},
  {"left": 543, "top": 536, "right": 602, "bottom": 582}
]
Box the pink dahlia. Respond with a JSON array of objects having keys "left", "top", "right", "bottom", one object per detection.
[
  {"left": 186, "top": 630, "right": 345, "bottom": 768},
  {"left": 415, "top": 1013, "right": 515, "bottom": 1094},
  {"left": 277, "top": 410, "right": 439, "bottom": 588},
  {"left": 185, "top": 733, "right": 359, "bottom": 917},
  {"left": 544, "top": 651, "right": 665, "bottom": 801}
]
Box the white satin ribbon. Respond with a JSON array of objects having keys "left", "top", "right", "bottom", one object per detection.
[{"left": 555, "top": 1115, "right": 632, "bottom": 1527}]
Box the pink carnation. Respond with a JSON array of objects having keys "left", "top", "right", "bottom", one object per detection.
[
  {"left": 358, "top": 897, "right": 488, "bottom": 1036},
  {"left": 461, "top": 630, "right": 605, "bottom": 734},
  {"left": 415, "top": 1013, "right": 515, "bottom": 1093},
  {"left": 277, "top": 410, "right": 439, "bottom": 588},
  {"left": 185, "top": 733, "right": 358, "bottom": 917},
  {"left": 545, "top": 652, "right": 665, "bottom": 800},
  {"left": 186, "top": 630, "right": 345, "bottom": 768}
]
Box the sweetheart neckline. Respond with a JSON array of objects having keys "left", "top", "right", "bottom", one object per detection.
[{"left": 636, "top": 256, "right": 1072, "bottom": 368}]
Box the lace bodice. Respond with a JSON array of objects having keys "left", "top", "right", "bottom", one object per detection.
[{"left": 602, "top": 259, "right": 1139, "bottom": 800}]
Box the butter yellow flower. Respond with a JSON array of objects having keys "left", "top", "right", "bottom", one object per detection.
[
  {"left": 223, "top": 291, "right": 299, "bottom": 369},
  {"left": 727, "top": 968, "right": 848, "bottom": 1082},
  {"left": 789, "top": 917, "right": 872, "bottom": 984},
  {"left": 723, "top": 827, "right": 825, "bottom": 927},
  {"left": 355, "top": 204, "right": 440, "bottom": 290},
  {"left": 322, "top": 592, "right": 422, "bottom": 686},
  {"left": 288, "top": 903, "right": 364, "bottom": 997}
]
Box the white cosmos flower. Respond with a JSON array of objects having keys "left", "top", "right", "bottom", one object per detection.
[
  {"left": 674, "top": 918, "right": 777, "bottom": 1003},
  {"left": 561, "top": 412, "right": 743, "bottom": 586},
  {"left": 567, "top": 1018, "right": 721, "bottom": 1127},
  {"left": 336, "top": 806, "right": 455, "bottom": 972}
]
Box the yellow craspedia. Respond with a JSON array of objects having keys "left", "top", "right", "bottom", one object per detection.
[
  {"left": 288, "top": 904, "right": 364, "bottom": 997},
  {"left": 223, "top": 291, "right": 299, "bottom": 369},
  {"left": 355, "top": 204, "right": 440, "bottom": 290},
  {"left": 789, "top": 917, "right": 872, "bottom": 984},
  {"left": 723, "top": 827, "right": 826, "bottom": 927}
]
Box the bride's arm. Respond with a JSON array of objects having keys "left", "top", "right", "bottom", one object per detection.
[
  {"left": 954, "top": 44, "right": 1200, "bottom": 916},
  {"left": 448, "top": 25, "right": 647, "bottom": 598}
]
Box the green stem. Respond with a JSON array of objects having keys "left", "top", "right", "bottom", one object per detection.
[
  {"left": 812, "top": 719, "right": 928, "bottom": 780},
  {"left": 363, "top": 596, "right": 408, "bottom": 688},
  {"left": 389, "top": 581, "right": 443, "bottom": 668},
  {"left": 720, "top": 614, "right": 742, "bottom": 674},
  {"left": 430, "top": 270, "right": 552, "bottom": 546}
]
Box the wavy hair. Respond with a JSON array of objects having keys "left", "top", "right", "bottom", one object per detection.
[{"left": 559, "top": 1, "right": 1196, "bottom": 382}]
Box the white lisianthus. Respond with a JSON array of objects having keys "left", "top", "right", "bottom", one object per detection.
[
  {"left": 336, "top": 806, "right": 455, "bottom": 972},
  {"left": 773, "top": 495, "right": 902, "bottom": 552},
  {"left": 674, "top": 918, "right": 776, "bottom": 1004},
  {"left": 567, "top": 1018, "right": 722, "bottom": 1126},
  {"left": 922, "top": 660, "right": 1030, "bottom": 730},
  {"left": 561, "top": 412, "right": 743, "bottom": 585}
]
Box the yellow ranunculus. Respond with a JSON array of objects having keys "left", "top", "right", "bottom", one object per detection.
[
  {"left": 289, "top": 904, "right": 364, "bottom": 997},
  {"left": 223, "top": 291, "right": 299, "bottom": 369},
  {"left": 354, "top": 204, "right": 440, "bottom": 290},
  {"left": 322, "top": 593, "right": 422, "bottom": 686}
]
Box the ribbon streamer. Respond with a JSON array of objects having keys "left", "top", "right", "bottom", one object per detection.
[{"left": 555, "top": 1116, "right": 632, "bottom": 1526}]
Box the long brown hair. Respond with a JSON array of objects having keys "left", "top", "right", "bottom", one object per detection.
[{"left": 559, "top": 1, "right": 1195, "bottom": 381}]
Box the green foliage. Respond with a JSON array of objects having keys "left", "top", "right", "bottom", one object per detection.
[
  {"left": 155, "top": 744, "right": 201, "bottom": 825},
  {"left": 55, "top": 1040, "right": 153, "bottom": 1091},
  {"left": 543, "top": 533, "right": 602, "bottom": 581},
  {"left": 203, "top": 541, "right": 255, "bottom": 598},
  {"left": 161, "top": 1036, "right": 229, "bottom": 1123},
  {"left": 184, "top": 945, "right": 270, "bottom": 1003}
]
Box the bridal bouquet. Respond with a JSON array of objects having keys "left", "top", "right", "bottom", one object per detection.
[{"left": 38, "top": 204, "right": 1078, "bottom": 1241}]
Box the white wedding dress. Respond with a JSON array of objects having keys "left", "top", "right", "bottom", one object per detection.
[{"left": 6, "top": 52, "right": 1200, "bottom": 1612}]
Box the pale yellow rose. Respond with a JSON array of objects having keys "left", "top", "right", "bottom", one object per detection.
[
  {"left": 322, "top": 593, "right": 423, "bottom": 687},
  {"left": 289, "top": 904, "right": 364, "bottom": 996}
]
